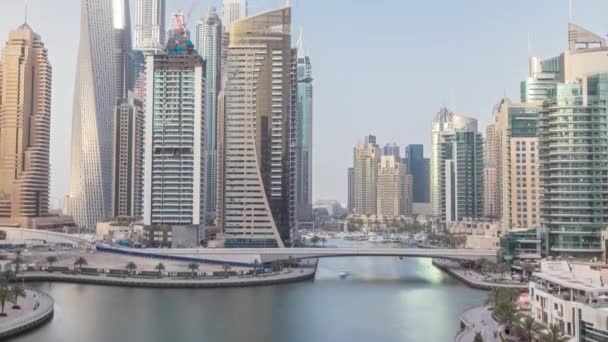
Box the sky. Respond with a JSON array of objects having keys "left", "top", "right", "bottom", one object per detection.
[{"left": 1, "top": 0, "right": 608, "bottom": 207}]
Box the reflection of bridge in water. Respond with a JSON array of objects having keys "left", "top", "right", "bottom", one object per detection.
[{"left": 98, "top": 245, "right": 498, "bottom": 267}]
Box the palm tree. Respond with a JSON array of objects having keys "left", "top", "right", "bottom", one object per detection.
[
  {"left": 154, "top": 263, "right": 166, "bottom": 278},
  {"left": 539, "top": 323, "right": 569, "bottom": 342},
  {"left": 12, "top": 254, "right": 24, "bottom": 274},
  {"left": 495, "top": 300, "right": 520, "bottom": 333},
  {"left": 73, "top": 257, "right": 88, "bottom": 273},
  {"left": 311, "top": 235, "right": 320, "bottom": 247},
  {"left": 515, "top": 316, "right": 541, "bottom": 342},
  {"left": 46, "top": 256, "right": 58, "bottom": 270},
  {"left": 0, "top": 286, "right": 12, "bottom": 316},
  {"left": 222, "top": 264, "right": 231, "bottom": 278},
  {"left": 473, "top": 331, "right": 484, "bottom": 342},
  {"left": 320, "top": 237, "right": 327, "bottom": 247},
  {"left": 252, "top": 259, "right": 259, "bottom": 276},
  {"left": 10, "top": 286, "right": 26, "bottom": 310},
  {"left": 188, "top": 263, "right": 199, "bottom": 278},
  {"left": 125, "top": 261, "right": 137, "bottom": 277}
]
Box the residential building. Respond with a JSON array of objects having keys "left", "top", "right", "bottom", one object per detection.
[
  {"left": 347, "top": 167, "right": 355, "bottom": 213},
  {"left": 142, "top": 35, "right": 206, "bottom": 243},
  {"left": 354, "top": 135, "right": 380, "bottom": 215},
  {"left": 69, "top": 0, "right": 116, "bottom": 230},
  {"left": 483, "top": 110, "right": 501, "bottom": 219},
  {"left": 222, "top": 0, "right": 247, "bottom": 31},
  {"left": 111, "top": 97, "right": 144, "bottom": 218},
  {"left": 196, "top": 7, "right": 222, "bottom": 223},
  {"left": 113, "top": 0, "right": 133, "bottom": 99},
  {"left": 222, "top": 7, "right": 292, "bottom": 247},
  {"left": 0, "top": 23, "right": 52, "bottom": 222},
  {"left": 534, "top": 23, "right": 608, "bottom": 257},
  {"left": 529, "top": 261, "right": 608, "bottom": 341},
  {"left": 134, "top": 0, "right": 165, "bottom": 49},
  {"left": 376, "top": 156, "right": 409, "bottom": 217},
  {"left": 382, "top": 143, "right": 400, "bottom": 160},
  {"left": 405, "top": 144, "right": 430, "bottom": 203},
  {"left": 430, "top": 107, "right": 453, "bottom": 217},
  {"left": 293, "top": 32, "right": 314, "bottom": 229},
  {"left": 499, "top": 228, "right": 546, "bottom": 263},
  {"left": 432, "top": 112, "right": 484, "bottom": 222}
]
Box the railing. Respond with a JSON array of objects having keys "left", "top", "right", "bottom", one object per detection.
[{"left": 0, "top": 290, "right": 54, "bottom": 336}]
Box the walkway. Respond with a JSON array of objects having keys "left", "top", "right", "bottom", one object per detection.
[
  {"left": 15, "top": 267, "right": 316, "bottom": 288},
  {"left": 433, "top": 259, "right": 528, "bottom": 290},
  {"left": 0, "top": 290, "right": 54, "bottom": 339},
  {"left": 455, "top": 305, "right": 501, "bottom": 342}
]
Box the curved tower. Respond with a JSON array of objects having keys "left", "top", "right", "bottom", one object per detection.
[{"left": 68, "top": 0, "right": 116, "bottom": 230}]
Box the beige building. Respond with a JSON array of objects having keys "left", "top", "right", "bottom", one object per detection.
[
  {"left": 354, "top": 135, "right": 380, "bottom": 215},
  {"left": 483, "top": 113, "right": 501, "bottom": 219},
  {"left": 0, "top": 24, "right": 52, "bottom": 221},
  {"left": 376, "top": 156, "right": 412, "bottom": 217}
]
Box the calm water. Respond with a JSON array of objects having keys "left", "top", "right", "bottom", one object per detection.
[{"left": 12, "top": 242, "right": 485, "bottom": 342}]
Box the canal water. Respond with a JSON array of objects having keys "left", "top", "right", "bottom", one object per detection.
[{"left": 12, "top": 241, "right": 486, "bottom": 342}]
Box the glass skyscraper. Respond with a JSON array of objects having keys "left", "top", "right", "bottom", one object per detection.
[{"left": 68, "top": 0, "right": 117, "bottom": 230}]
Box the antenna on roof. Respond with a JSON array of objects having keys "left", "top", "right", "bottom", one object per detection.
[
  {"left": 569, "top": 0, "right": 573, "bottom": 23},
  {"left": 24, "top": 0, "right": 28, "bottom": 24}
]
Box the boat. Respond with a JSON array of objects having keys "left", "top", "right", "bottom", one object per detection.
[{"left": 338, "top": 271, "right": 349, "bottom": 279}]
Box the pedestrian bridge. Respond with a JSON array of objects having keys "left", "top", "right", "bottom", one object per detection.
[{"left": 97, "top": 245, "right": 497, "bottom": 267}]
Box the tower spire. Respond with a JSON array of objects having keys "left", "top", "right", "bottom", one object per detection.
[
  {"left": 569, "top": 0, "right": 573, "bottom": 22},
  {"left": 24, "top": 0, "right": 28, "bottom": 24}
]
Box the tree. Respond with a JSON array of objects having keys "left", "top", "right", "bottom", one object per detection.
[
  {"left": 46, "top": 256, "right": 58, "bottom": 269},
  {"left": 188, "top": 263, "right": 199, "bottom": 278},
  {"left": 10, "top": 286, "right": 26, "bottom": 309},
  {"left": 486, "top": 288, "right": 519, "bottom": 307},
  {"left": 0, "top": 287, "right": 11, "bottom": 317},
  {"left": 73, "top": 257, "right": 88, "bottom": 273},
  {"left": 539, "top": 323, "right": 569, "bottom": 342},
  {"left": 311, "top": 235, "right": 320, "bottom": 247},
  {"left": 473, "top": 331, "right": 484, "bottom": 342},
  {"left": 154, "top": 263, "right": 166, "bottom": 278},
  {"left": 495, "top": 300, "right": 520, "bottom": 332},
  {"left": 125, "top": 261, "right": 137, "bottom": 277},
  {"left": 222, "top": 264, "right": 232, "bottom": 278},
  {"left": 12, "top": 254, "right": 24, "bottom": 274},
  {"left": 514, "top": 316, "right": 541, "bottom": 342},
  {"left": 287, "top": 256, "right": 294, "bottom": 269},
  {"left": 252, "top": 259, "right": 259, "bottom": 276},
  {"left": 321, "top": 237, "right": 327, "bottom": 247},
  {"left": 522, "top": 261, "right": 535, "bottom": 281}
]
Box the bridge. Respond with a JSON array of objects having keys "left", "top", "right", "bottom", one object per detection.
[{"left": 97, "top": 245, "right": 498, "bottom": 267}]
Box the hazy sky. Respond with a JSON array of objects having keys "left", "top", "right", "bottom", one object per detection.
[{"left": 1, "top": 0, "right": 608, "bottom": 206}]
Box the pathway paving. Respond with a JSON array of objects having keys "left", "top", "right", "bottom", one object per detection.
[
  {"left": 433, "top": 259, "right": 528, "bottom": 290},
  {"left": 0, "top": 289, "right": 53, "bottom": 338},
  {"left": 455, "top": 305, "right": 501, "bottom": 342}
]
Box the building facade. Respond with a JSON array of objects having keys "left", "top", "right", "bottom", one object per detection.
[
  {"left": 222, "top": 7, "right": 292, "bottom": 247},
  {"left": 433, "top": 113, "right": 484, "bottom": 222},
  {"left": 0, "top": 24, "right": 52, "bottom": 221},
  {"left": 430, "top": 107, "right": 453, "bottom": 217},
  {"left": 196, "top": 7, "right": 222, "bottom": 223},
  {"left": 134, "top": 0, "right": 165, "bottom": 49},
  {"left": 142, "top": 37, "right": 206, "bottom": 236},
  {"left": 347, "top": 167, "right": 355, "bottom": 213},
  {"left": 68, "top": 0, "right": 117, "bottom": 230},
  {"left": 111, "top": 98, "right": 144, "bottom": 218},
  {"left": 222, "top": 0, "right": 247, "bottom": 31},
  {"left": 376, "top": 156, "right": 402, "bottom": 217},
  {"left": 354, "top": 135, "right": 380, "bottom": 215},
  {"left": 405, "top": 144, "right": 429, "bottom": 203}
]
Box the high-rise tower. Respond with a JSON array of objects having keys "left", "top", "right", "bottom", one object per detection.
[
  {"left": 354, "top": 135, "right": 380, "bottom": 215},
  {"left": 222, "top": 7, "right": 291, "bottom": 247},
  {"left": 135, "top": 0, "right": 165, "bottom": 49},
  {"left": 68, "top": 0, "right": 117, "bottom": 230},
  {"left": 0, "top": 24, "right": 52, "bottom": 221},
  {"left": 196, "top": 7, "right": 222, "bottom": 223},
  {"left": 222, "top": 0, "right": 247, "bottom": 31}
]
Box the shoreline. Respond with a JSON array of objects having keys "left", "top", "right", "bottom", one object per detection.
[
  {"left": 0, "top": 290, "right": 54, "bottom": 340},
  {"left": 13, "top": 267, "right": 317, "bottom": 289},
  {"left": 432, "top": 259, "right": 527, "bottom": 291}
]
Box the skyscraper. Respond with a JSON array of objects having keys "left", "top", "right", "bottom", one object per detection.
[
  {"left": 222, "top": 7, "right": 291, "bottom": 247},
  {"left": 376, "top": 156, "right": 412, "bottom": 217},
  {"left": 142, "top": 36, "right": 206, "bottom": 229},
  {"left": 69, "top": 0, "right": 116, "bottom": 230},
  {"left": 430, "top": 107, "right": 453, "bottom": 217},
  {"left": 113, "top": 0, "right": 133, "bottom": 99},
  {"left": 431, "top": 112, "right": 483, "bottom": 222},
  {"left": 112, "top": 98, "right": 144, "bottom": 218},
  {"left": 354, "top": 135, "right": 380, "bottom": 215},
  {"left": 483, "top": 107, "right": 501, "bottom": 219},
  {"left": 0, "top": 23, "right": 52, "bottom": 221},
  {"left": 405, "top": 144, "right": 429, "bottom": 203},
  {"left": 135, "top": 0, "right": 165, "bottom": 49},
  {"left": 382, "top": 143, "right": 400, "bottom": 160},
  {"left": 293, "top": 32, "right": 314, "bottom": 229},
  {"left": 196, "top": 7, "right": 222, "bottom": 223},
  {"left": 222, "top": 0, "right": 247, "bottom": 31},
  {"left": 347, "top": 167, "right": 355, "bottom": 213}
]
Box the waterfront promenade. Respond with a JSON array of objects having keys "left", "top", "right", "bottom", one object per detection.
[
  {"left": 0, "top": 290, "right": 54, "bottom": 339},
  {"left": 14, "top": 267, "right": 317, "bottom": 288},
  {"left": 454, "top": 305, "right": 501, "bottom": 342},
  {"left": 433, "top": 259, "right": 528, "bottom": 290}
]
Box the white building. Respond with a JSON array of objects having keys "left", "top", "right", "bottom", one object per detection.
[
  {"left": 134, "top": 0, "right": 165, "bottom": 49},
  {"left": 530, "top": 261, "right": 608, "bottom": 341}
]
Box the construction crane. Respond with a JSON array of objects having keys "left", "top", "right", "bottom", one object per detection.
[{"left": 178, "top": 0, "right": 199, "bottom": 36}]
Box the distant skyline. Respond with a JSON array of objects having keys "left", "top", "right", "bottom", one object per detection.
[{"left": 1, "top": 0, "right": 608, "bottom": 206}]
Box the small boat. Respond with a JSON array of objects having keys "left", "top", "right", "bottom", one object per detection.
[{"left": 338, "top": 271, "right": 349, "bottom": 279}]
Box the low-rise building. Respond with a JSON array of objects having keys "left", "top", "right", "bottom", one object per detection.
[
  {"left": 529, "top": 261, "right": 608, "bottom": 341},
  {"left": 499, "top": 227, "right": 547, "bottom": 263}
]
